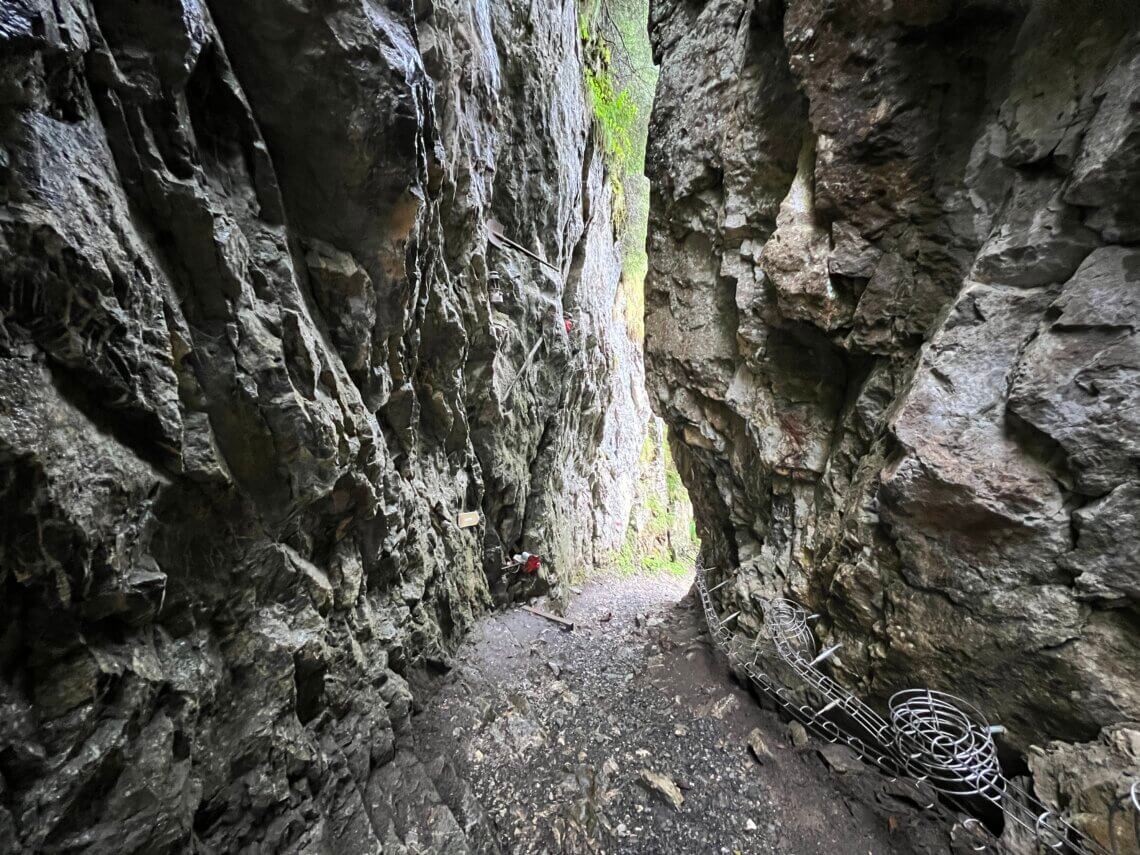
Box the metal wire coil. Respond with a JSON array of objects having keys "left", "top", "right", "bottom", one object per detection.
[
  {"left": 889, "top": 689, "right": 1005, "bottom": 799},
  {"left": 692, "top": 566, "right": 1135, "bottom": 855}
]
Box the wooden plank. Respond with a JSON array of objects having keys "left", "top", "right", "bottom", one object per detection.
[
  {"left": 522, "top": 605, "right": 574, "bottom": 630},
  {"left": 457, "top": 511, "right": 481, "bottom": 528}
]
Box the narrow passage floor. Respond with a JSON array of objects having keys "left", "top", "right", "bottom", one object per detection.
[{"left": 413, "top": 572, "right": 954, "bottom": 854}]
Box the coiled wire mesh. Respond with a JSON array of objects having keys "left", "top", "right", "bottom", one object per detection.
[
  {"left": 694, "top": 566, "right": 1139, "bottom": 854},
  {"left": 890, "top": 689, "right": 1005, "bottom": 800}
]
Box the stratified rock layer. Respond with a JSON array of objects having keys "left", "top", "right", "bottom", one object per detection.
[
  {"left": 0, "top": 1, "right": 645, "bottom": 851},
  {"left": 646, "top": 0, "right": 1140, "bottom": 841}
]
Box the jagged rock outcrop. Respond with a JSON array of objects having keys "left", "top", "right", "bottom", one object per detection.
[
  {"left": 646, "top": 0, "right": 1140, "bottom": 843},
  {"left": 0, "top": 0, "right": 645, "bottom": 851}
]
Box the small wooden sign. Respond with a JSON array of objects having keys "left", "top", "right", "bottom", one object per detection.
[{"left": 457, "top": 511, "right": 481, "bottom": 528}]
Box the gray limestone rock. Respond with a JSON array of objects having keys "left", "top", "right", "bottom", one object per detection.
[
  {"left": 0, "top": 0, "right": 646, "bottom": 850},
  {"left": 1008, "top": 246, "right": 1140, "bottom": 496},
  {"left": 646, "top": 0, "right": 1140, "bottom": 841},
  {"left": 1028, "top": 724, "right": 1140, "bottom": 854}
]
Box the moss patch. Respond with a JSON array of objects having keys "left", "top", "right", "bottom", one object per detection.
[
  {"left": 604, "top": 423, "right": 699, "bottom": 578},
  {"left": 580, "top": 0, "right": 656, "bottom": 343}
]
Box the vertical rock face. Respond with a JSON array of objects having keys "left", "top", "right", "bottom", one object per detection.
[
  {"left": 646, "top": 0, "right": 1140, "bottom": 826},
  {"left": 0, "top": 0, "right": 645, "bottom": 850}
]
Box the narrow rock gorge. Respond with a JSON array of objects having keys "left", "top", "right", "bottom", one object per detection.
[
  {"left": 646, "top": 0, "right": 1140, "bottom": 840},
  {"left": 2, "top": 0, "right": 1139, "bottom": 852}
]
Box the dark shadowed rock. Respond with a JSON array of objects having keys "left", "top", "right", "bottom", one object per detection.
[
  {"left": 646, "top": 0, "right": 1140, "bottom": 845},
  {"left": 0, "top": 0, "right": 646, "bottom": 850}
]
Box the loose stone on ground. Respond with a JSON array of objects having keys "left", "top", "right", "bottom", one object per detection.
[{"left": 412, "top": 571, "right": 954, "bottom": 853}]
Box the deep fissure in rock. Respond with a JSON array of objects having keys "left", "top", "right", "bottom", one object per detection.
[{"left": 1, "top": 0, "right": 1138, "bottom": 852}]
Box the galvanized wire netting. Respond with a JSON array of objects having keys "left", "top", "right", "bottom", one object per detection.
[{"left": 694, "top": 567, "right": 1140, "bottom": 854}]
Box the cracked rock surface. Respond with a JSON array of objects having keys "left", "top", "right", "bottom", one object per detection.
[
  {"left": 645, "top": 0, "right": 1140, "bottom": 845},
  {"left": 0, "top": 1, "right": 645, "bottom": 850}
]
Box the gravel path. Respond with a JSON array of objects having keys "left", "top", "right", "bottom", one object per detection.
[{"left": 412, "top": 571, "right": 954, "bottom": 854}]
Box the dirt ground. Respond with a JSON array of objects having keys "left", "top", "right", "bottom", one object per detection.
[{"left": 412, "top": 571, "right": 956, "bottom": 854}]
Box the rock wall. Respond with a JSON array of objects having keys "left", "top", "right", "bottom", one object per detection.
[
  {"left": 0, "top": 0, "right": 645, "bottom": 850},
  {"left": 646, "top": 0, "right": 1140, "bottom": 834},
  {"left": 621, "top": 418, "right": 698, "bottom": 574}
]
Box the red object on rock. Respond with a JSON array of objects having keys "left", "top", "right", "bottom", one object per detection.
[
  {"left": 563, "top": 316, "right": 573, "bottom": 333},
  {"left": 524, "top": 554, "right": 542, "bottom": 573}
]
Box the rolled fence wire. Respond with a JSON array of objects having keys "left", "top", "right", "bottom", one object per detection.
[{"left": 692, "top": 566, "right": 1136, "bottom": 854}]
